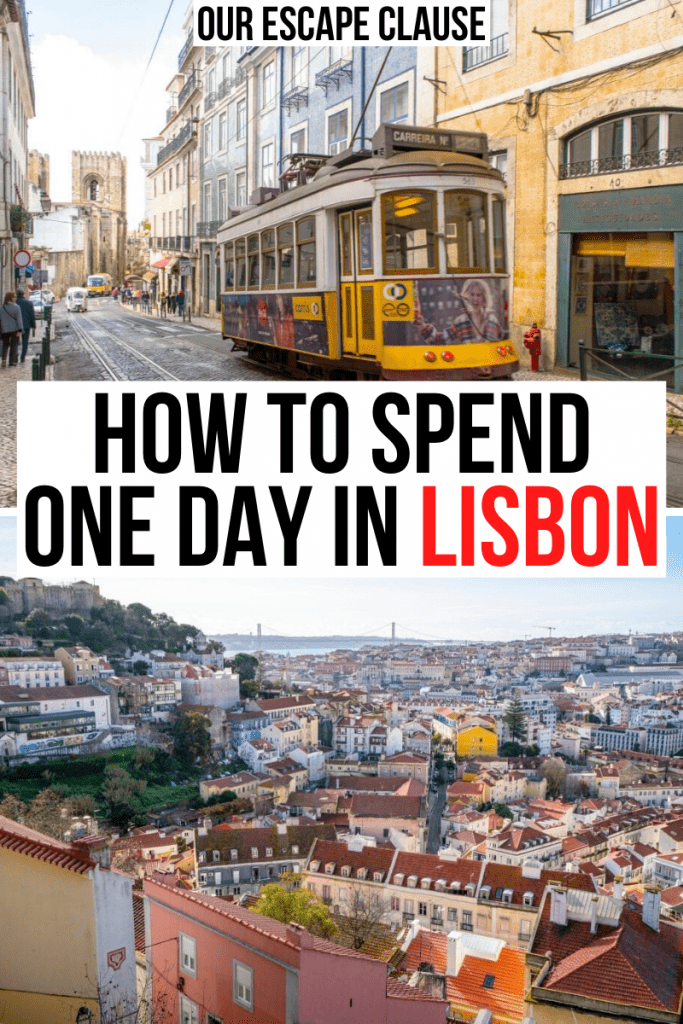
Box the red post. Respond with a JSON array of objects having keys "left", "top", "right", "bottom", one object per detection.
[{"left": 523, "top": 323, "right": 542, "bottom": 372}]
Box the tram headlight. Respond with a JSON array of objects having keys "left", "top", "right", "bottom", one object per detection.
[
  {"left": 441, "top": 351, "right": 454, "bottom": 363},
  {"left": 496, "top": 346, "right": 508, "bottom": 357},
  {"left": 506, "top": 345, "right": 515, "bottom": 356},
  {"left": 424, "top": 351, "right": 437, "bottom": 363}
]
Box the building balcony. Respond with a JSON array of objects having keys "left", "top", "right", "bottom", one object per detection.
[
  {"left": 156, "top": 122, "right": 193, "bottom": 166},
  {"left": 403, "top": 911, "right": 415, "bottom": 921},
  {"left": 315, "top": 58, "right": 353, "bottom": 94},
  {"left": 178, "top": 32, "right": 194, "bottom": 69},
  {"left": 197, "top": 220, "right": 222, "bottom": 239},
  {"left": 463, "top": 32, "right": 509, "bottom": 71},
  {"left": 178, "top": 73, "right": 199, "bottom": 108},
  {"left": 204, "top": 91, "right": 216, "bottom": 113},
  {"left": 166, "top": 106, "right": 177, "bottom": 123},
  {"left": 281, "top": 86, "right": 308, "bottom": 113},
  {"left": 461, "top": 921, "right": 473, "bottom": 931},
  {"left": 559, "top": 146, "right": 683, "bottom": 179}
]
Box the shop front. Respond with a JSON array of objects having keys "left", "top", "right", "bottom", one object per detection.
[{"left": 557, "top": 185, "right": 683, "bottom": 389}]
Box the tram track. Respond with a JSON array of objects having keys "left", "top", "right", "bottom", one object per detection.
[{"left": 66, "top": 310, "right": 182, "bottom": 381}]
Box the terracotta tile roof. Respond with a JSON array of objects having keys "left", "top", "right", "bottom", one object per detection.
[
  {"left": 329, "top": 775, "right": 407, "bottom": 793},
  {"left": 256, "top": 695, "right": 315, "bottom": 711},
  {"left": 480, "top": 863, "right": 595, "bottom": 906},
  {"left": 390, "top": 852, "right": 482, "bottom": 891},
  {"left": 306, "top": 839, "right": 395, "bottom": 878},
  {"left": 350, "top": 794, "right": 424, "bottom": 819},
  {"left": 0, "top": 815, "right": 95, "bottom": 874},
  {"left": 533, "top": 901, "right": 683, "bottom": 1013},
  {"left": 197, "top": 823, "right": 336, "bottom": 864},
  {"left": 402, "top": 931, "right": 526, "bottom": 1021}
]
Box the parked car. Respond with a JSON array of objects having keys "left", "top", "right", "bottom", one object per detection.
[{"left": 41, "top": 289, "right": 56, "bottom": 304}]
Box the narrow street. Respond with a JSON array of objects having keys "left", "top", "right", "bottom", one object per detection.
[
  {"left": 426, "top": 778, "right": 448, "bottom": 854},
  {"left": 51, "top": 297, "right": 280, "bottom": 382}
]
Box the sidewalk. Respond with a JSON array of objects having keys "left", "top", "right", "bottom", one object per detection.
[
  {"left": 121, "top": 301, "right": 222, "bottom": 333},
  {"left": 0, "top": 320, "right": 52, "bottom": 508}
]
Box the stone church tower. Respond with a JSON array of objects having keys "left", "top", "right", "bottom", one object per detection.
[{"left": 71, "top": 152, "right": 127, "bottom": 284}]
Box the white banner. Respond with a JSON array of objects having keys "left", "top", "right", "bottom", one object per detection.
[
  {"left": 193, "top": 2, "right": 491, "bottom": 46},
  {"left": 16, "top": 381, "right": 665, "bottom": 578}
]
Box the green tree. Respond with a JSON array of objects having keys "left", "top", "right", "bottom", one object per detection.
[
  {"left": 504, "top": 696, "right": 526, "bottom": 743},
  {"left": 494, "top": 803, "right": 514, "bottom": 819},
  {"left": 172, "top": 712, "right": 211, "bottom": 766},
  {"left": 133, "top": 746, "right": 155, "bottom": 773},
  {"left": 239, "top": 680, "right": 260, "bottom": 699},
  {"left": 133, "top": 660, "right": 150, "bottom": 676},
  {"left": 254, "top": 881, "right": 337, "bottom": 939},
  {"left": 101, "top": 766, "right": 146, "bottom": 830},
  {"left": 231, "top": 653, "right": 259, "bottom": 684}
]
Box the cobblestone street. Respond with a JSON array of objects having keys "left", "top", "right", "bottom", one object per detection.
[{"left": 51, "top": 298, "right": 281, "bottom": 382}]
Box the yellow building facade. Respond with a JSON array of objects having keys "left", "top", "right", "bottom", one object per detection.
[
  {"left": 434, "top": 1, "right": 683, "bottom": 385},
  {"left": 0, "top": 817, "right": 136, "bottom": 1024},
  {"left": 457, "top": 723, "right": 499, "bottom": 758}
]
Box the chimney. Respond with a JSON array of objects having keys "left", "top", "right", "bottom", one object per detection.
[
  {"left": 549, "top": 886, "right": 568, "bottom": 927},
  {"left": 286, "top": 921, "right": 314, "bottom": 948},
  {"left": 613, "top": 875, "right": 624, "bottom": 902},
  {"left": 447, "top": 931, "right": 466, "bottom": 977},
  {"left": 642, "top": 886, "right": 661, "bottom": 932},
  {"left": 590, "top": 895, "right": 598, "bottom": 933}
]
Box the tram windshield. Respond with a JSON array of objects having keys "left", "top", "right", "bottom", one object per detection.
[
  {"left": 382, "top": 191, "right": 437, "bottom": 273},
  {"left": 445, "top": 191, "right": 489, "bottom": 273}
]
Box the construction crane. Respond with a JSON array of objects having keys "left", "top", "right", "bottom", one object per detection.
[{"left": 534, "top": 626, "right": 555, "bottom": 638}]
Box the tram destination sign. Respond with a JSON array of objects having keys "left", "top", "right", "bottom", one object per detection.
[{"left": 372, "top": 124, "right": 488, "bottom": 159}]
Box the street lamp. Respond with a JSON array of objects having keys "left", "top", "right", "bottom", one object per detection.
[{"left": 39, "top": 192, "right": 51, "bottom": 214}]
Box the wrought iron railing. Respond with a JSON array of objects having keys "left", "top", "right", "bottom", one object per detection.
[
  {"left": 178, "top": 32, "right": 194, "bottom": 69},
  {"left": 560, "top": 146, "right": 683, "bottom": 178},
  {"left": 578, "top": 339, "right": 678, "bottom": 385},
  {"left": 463, "top": 33, "right": 509, "bottom": 71},
  {"left": 315, "top": 58, "right": 353, "bottom": 94},
  {"left": 197, "top": 221, "right": 222, "bottom": 238},
  {"left": 204, "top": 91, "right": 216, "bottom": 113},
  {"left": 178, "top": 73, "right": 198, "bottom": 108},
  {"left": 156, "top": 122, "right": 193, "bottom": 165},
  {"left": 166, "top": 106, "right": 176, "bottom": 123},
  {"left": 281, "top": 86, "right": 309, "bottom": 113}
]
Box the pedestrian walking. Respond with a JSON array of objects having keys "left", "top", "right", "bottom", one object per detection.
[
  {"left": 176, "top": 290, "right": 185, "bottom": 317},
  {"left": 159, "top": 292, "right": 167, "bottom": 316},
  {"left": 168, "top": 292, "right": 177, "bottom": 314},
  {"left": 0, "top": 291, "right": 23, "bottom": 367},
  {"left": 15, "top": 288, "right": 36, "bottom": 363}
]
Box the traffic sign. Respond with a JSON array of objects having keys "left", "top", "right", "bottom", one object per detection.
[{"left": 13, "top": 249, "right": 31, "bottom": 268}]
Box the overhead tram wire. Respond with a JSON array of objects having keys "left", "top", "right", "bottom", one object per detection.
[{"left": 115, "top": 0, "right": 177, "bottom": 151}]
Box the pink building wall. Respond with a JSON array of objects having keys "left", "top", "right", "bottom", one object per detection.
[{"left": 145, "top": 879, "right": 447, "bottom": 1024}]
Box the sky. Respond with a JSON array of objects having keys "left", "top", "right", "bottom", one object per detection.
[
  {"left": 26, "top": 0, "right": 184, "bottom": 225},
  {"left": 2, "top": 514, "right": 683, "bottom": 639}
]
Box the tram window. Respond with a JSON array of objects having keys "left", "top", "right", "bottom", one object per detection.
[
  {"left": 382, "top": 191, "right": 437, "bottom": 274},
  {"left": 247, "top": 234, "right": 260, "bottom": 290},
  {"left": 225, "top": 241, "right": 234, "bottom": 290},
  {"left": 297, "top": 217, "right": 316, "bottom": 286},
  {"left": 262, "top": 229, "right": 276, "bottom": 288},
  {"left": 356, "top": 210, "right": 373, "bottom": 274},
  {"left": 492, "top": 197, "right": 506, "bottom": 273},
  {"left": 340, "top": 213, "right": 352, "bottom": 276},
  {"left": 235, "top": 238, "right": 246, "bottom": 290},
  {"left": 278, "top": 224, "right": 294, "bottom": 288},
  {"left": 445, "top": 191, "right": 489, "bottom": 273}
]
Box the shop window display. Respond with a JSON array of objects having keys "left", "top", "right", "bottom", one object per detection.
[{"left": 568, "top": 232, "right": 674, "bottom": 376}]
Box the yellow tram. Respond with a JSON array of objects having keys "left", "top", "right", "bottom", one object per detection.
[
  {"left": 87, "top": 273, "right": 112, "bottom": 297},
  {"left": 218, "top": 124, "right": 517, "bottom": 380}
]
